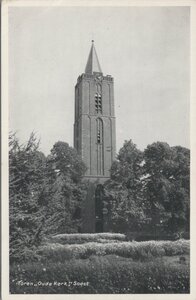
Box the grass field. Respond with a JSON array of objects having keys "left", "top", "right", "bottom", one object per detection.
[{"left": 10, "top": 233, "right": 190, "bottom": 294}]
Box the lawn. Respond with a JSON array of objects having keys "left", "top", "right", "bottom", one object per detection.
[{"left": 10, "top": 233, "right": 190, "bottom": 294}]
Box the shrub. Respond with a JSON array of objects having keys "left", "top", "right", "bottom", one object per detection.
[
  {"left": 48, "top": 233, "right": 126, "bottom": 245},
  {"left": 10, "top": 255, "right": 189, "bottom": 294},
  {"left": 162, "top": 239, "right": 189, "bottom": 256},
  {"left": 37, "top": 239, "right": 189, "bottom": 262}
]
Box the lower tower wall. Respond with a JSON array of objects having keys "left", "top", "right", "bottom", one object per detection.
[{"left": 81, "top": 177, "right": 110, "bottom": 233}]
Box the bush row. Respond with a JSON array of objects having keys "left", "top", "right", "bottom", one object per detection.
[
  {"left": 37, "top": 239, "right": 190, "bottom": 261},
  {"left": 10, "top": 255, "right": 189, "bottom": 294},
  {"left": 126, "top": 231, "right": 190, "bottom": 241},
  {"left": 48, "top": 232, "right": 126, "bottom": 244}
]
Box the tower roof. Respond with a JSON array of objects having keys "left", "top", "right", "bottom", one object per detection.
[{"left": 85, "top": 40, "right": 102, "bottom": 74}]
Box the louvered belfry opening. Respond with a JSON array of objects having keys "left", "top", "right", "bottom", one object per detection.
[{"left": 95, "top": 84, "right": 102, "bottom": 114}]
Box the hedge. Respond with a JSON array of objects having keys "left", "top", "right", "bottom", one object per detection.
[
  {"left": 47, "top": 233, "right": 126, "bottom": 244},
  {"left": 37, "top": 239, "right": 190, "bottom": 262}
]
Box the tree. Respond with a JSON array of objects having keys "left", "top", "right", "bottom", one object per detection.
[
  {"left": 105, "top": 140, "right": 190, "bottom": 237},
  {"left": 43, "top": 141, "right": 87, "bottom": 234},
  {"left": 9, "top": 135, "right": 88, "bottom": 262},
  {"left": 143, "top": 142, "right": 190, "bottom": 235},
  {"left": 104, "top": 140, "right": 145, "bottom": 232},
  {"left": 167, "top": 146, "right": 190, "bottom": 234},
  {"left": 9, "top": 132, "right": 48, "bottom": 262}
]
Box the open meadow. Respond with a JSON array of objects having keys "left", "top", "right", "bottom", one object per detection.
[{"left": 10, "top": 233, "right": 190, "bottom": 294}]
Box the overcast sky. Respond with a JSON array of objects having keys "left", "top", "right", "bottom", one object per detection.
[{"left": 9, "top": 6, "right": 190, "bottom": 155}]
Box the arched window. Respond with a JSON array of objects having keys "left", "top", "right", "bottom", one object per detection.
[
  {"left": 95, "top": 84, "right": 102, "bottom": 114},
  {"left": 96, "top": 118, "right": 104, "bottom": 175},
  {"left": 97, "top": 118, "right": 103, "bottom": 144}
]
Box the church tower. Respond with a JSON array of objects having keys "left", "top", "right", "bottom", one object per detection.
[
  {"left": 74, "top": 41, "right": 116, "bottom": 232},
  {"left": 74, "top": 41, "right": 116, "bottom": 182}
]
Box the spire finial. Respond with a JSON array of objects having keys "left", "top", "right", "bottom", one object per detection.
[{"left": 92, "top": 39, "right": 94, "bottom": 43}]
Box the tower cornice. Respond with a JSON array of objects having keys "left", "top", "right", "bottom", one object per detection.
[{"left": 76, "top": 73, "right": 113, "bottom": 86}]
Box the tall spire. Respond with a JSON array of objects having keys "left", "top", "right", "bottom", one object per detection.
[{"left": 85, "top": 40, "right": 102, "bottom": 74}]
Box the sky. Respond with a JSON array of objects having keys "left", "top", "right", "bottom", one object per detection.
[{"left": 9, "top": 6, "right": 190, "bottom": 155}]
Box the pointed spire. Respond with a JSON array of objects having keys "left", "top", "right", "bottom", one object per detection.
[{"left": 85, "top": 40, "right": 102, "bottom": 74}]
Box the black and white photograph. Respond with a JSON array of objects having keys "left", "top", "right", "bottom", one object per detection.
[{"left": 1, "top": 0, "right": 196, "bottom": 298}]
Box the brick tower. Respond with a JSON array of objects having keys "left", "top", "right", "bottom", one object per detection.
[{"left": 74, "top": 41, "right": 116, "bottom": 232}]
